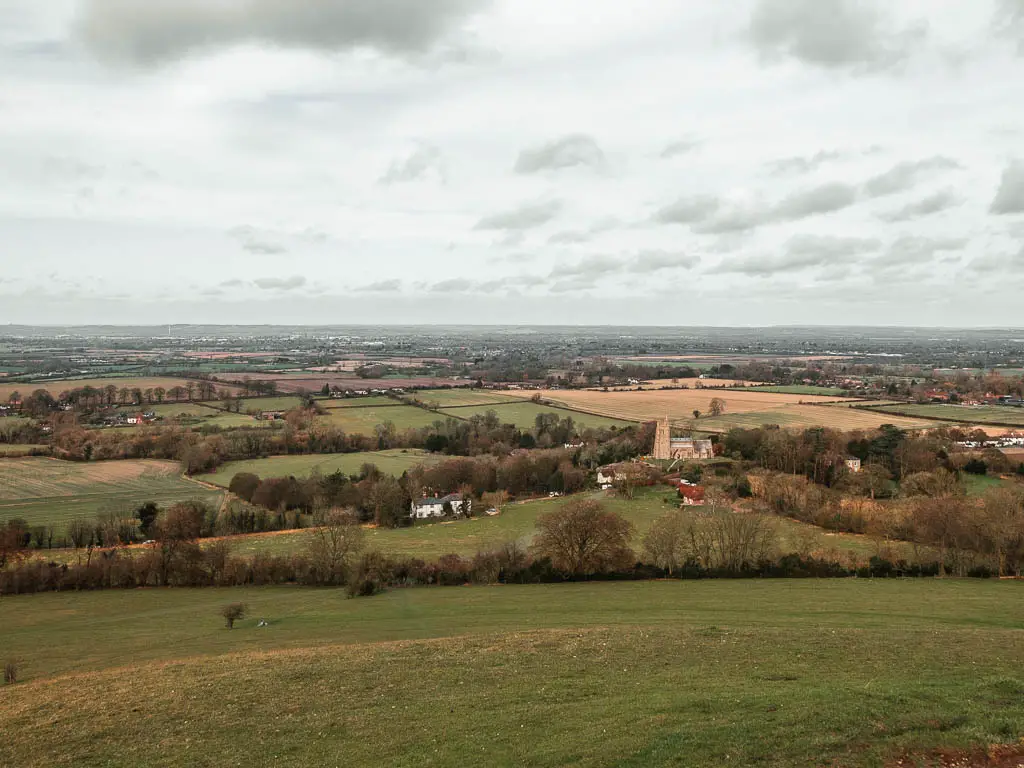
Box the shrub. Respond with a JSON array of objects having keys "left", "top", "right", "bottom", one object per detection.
[
  {"left": 220, "top": 602, "right": 247, "bottom": 629},
  {"left": 3, "top": 661, "right": 17, "bottom": 685}
]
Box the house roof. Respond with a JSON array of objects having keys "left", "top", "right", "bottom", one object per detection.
[{"left": 413, "top": 492, "right": 463, "bottom": 507}]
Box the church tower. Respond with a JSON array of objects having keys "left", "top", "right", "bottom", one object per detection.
[{"left": 653, "top": 416, "right": 671, "bottom": 459}]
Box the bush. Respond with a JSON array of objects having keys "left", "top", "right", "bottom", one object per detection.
[
  {"left": 3, "top": 661, "right": 17, "bottom": 685},
  {"left": 220, "top": 602, "right": 247, "bottom": 629}
]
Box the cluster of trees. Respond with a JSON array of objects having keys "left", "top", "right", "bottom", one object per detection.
[
  {"left": 44, "top": 406, "right": 649, "bottom": 475},
  {"left": 1, "top": 498, "right": 990, "bottom": 597},
  {"left": 751, "top": 470, "right": 1024, "bottom": 576},
  {"left": 10, "top": 378, "right": 240, "bottom": 418},
  {"left": 227, "top": 447, "right": 603, "bottom": 528}
]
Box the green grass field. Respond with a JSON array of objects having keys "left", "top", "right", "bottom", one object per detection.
[
  {"left": 206, "top": 488, "right": 893, "bottom": 562},
  {"left": 318, "top": 395, "right": 401, "bottom": 408},
  {"left": 237, "top": 396, "right": 305, "bottom": 412},
  {"left": 414, "top": 388, "right": 523, "bottom": 407},
  {"left": 1, "top": 581, "right": 1022, "bottom": 767},
  {"left": 863, "top": 402, "right": 1024, "bottom": 427},
  {"left": 439, "top": 401, "right": 634, "bottom": 430},
  {"left": 196, "top": 449, "right": 436, "bottom": 487},
  {"left": 737, "top": 385, "right": 850, "bottom": 396},
  {"left": 0, "top": 458, "right": 224, "bottom": 532},
  {"left": 319, "top": 404, "right": 447, "bottom": 433}
]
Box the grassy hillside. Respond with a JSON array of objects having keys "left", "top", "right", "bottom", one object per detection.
[
  {"left": 1, "top": 581, "right": 1022, "bottom": 767},
  {"left": 0, "top": 458, "right": 224, "bottom": 531},
  {"left": 196, "top": 449, "right": 436, "bottom": 487}
]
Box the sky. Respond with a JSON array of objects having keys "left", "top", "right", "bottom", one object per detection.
[{"left": 2, "top": 0, "right": 1024, "bottom": 327}]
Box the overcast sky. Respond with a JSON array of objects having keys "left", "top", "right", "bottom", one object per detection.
[{"left": 2, "top": 0, "right": 1024, "bottom": 326}]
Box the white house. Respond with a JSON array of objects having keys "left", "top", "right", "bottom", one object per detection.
[
  {"left": 845, "top": 458, "right": 862, "bottom": 473},
  {"left": 410, "top": 493, "right": 471, "bottom": 519}
]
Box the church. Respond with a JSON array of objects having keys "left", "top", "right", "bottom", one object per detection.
[{"left": 653, "top": 417, "right": 714, "bottom": 460}]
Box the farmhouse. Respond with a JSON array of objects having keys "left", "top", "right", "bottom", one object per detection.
[
  {"left": 410, "top": 492, "right": 471, "bottom": 519},
  {"left": 653, "top": 417, "right": 713, "bottom": 460}
]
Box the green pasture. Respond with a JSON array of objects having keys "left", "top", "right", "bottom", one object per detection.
[
  {"left": 1, "top": 581, "right": 1022, "bottom": 767},
  {"left": 318, "top": 395, "right": 401, "bottom": 408},
  {"left": 413, "top": 388, "right": 523, "bottom": 407},
  {"left": 736, "top": 385, "right": 850, "bottom": 396},
  {"left": 863, "top": 402, "right": 1024, "bottom": 426},
  {"left": 196, "top": 449, "right": 436, "bottom": 487},
  {"left": 439, "top": 401, "right": 635, "bottom": 430},
  {"left": 319, "top": 405, "right": 446, "bottom": 434}
]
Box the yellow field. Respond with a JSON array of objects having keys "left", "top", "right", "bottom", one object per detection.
[
  {"left": 512, "top": 387, "right": 844, "bottom": 421},
  {"left": 0, "top": 377, "right": 242, "bottom": 400},
  {"left": 509, "top": 389, "right": 937, "bottom": 433}
]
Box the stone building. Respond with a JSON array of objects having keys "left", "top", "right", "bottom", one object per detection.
[{"left": 653, "top": 417, "right": 713, "bottom": 460}]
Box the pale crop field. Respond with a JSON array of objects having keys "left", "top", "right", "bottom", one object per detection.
[
  {"left": 0, "top": 457, "right": 223, "bottom": 531},
  {"left": 509, "top": 388, "right": 847, "bottom": 423},
  {"left": 318, "top": 405, "right": 447, "bottom": 433}
]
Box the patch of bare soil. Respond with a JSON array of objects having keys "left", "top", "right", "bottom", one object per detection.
[{"left": 886, "top": 744, "right": 1024, "bottom": 767}]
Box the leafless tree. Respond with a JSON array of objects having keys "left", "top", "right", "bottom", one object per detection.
[{"left": 532, "top": 498, "right": 634, "bottom": 576}]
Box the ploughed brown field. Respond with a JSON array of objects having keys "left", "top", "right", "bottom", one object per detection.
[{"left": 242, "top": 373, "right": 474, "bottom": 393}]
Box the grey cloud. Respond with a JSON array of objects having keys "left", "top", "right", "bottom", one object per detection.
[
  {"left": 765, "top": 150, "right": 842, "bottom": 175},
  {"left": 228, "top": 225, "right": 287, "bottom": 255},
  {"left": 477, "top": 274, "right": 546, "bottom": 292},
  {"left": 660, "top": 139, "right": 701, "bottom": 159},
  {"left": 749, "top": 0, "right": 927, "bottom": 72},
  {"left": 786, "top": 234, "right": 882, "bottom": 258},
  {"left": 548, "top": 230, "right": 591, "bottom": 245},
  {"left": 995, "top": 0, "right": 1024, "bottom": 54},
  {"left": 656, "top": 182, "right": 858, "bottom": 235},
  {"left": 629, "top": 250, "right": 700, "bottom": 273},
  {"left": 219, "top": 279, "right": 246, "bottom": 288},
  {"left": 358, "top": 279, "right": 403, "bottom": 292},
  {"left": 428, "top": 278, "right": 473, "bottom": 292},
  {"left": 474, "top": 200, "right": 562, "bottom": 231},
  {"left": 862, "top": 157, "right": 960, "bottom": 199},
  {"left": 877, "top": 189, "right": 960, "bottom": 222},
  {"left": 77, "top": 0, "right": 488, "bottom": 66},
  {"left": 550, "top": 255, "right": 621, "bottom": 279},
  {"left": 253, "top": 275, "right": 307, "bottom": 290},
  {"left": 713, "top": 251, "right": 829, "bottom": 276},
  {"left": 380, "top": 145, "right": 444, "bottom": 184},
  {"left": 652, "top": 196, "right": 721, "bottom": 225},
  {"left": 871, "top": 236, "right": 967, "bottom": 270},
  {"left": 514, "top": 134, "right": 605, "bottom": 174},
  {"left": 990, "top": 160, "right": 1024, "bottom": 214},
  {"left": 712, "top": 234, "right": 879, "bottom": 276},
  {"left": 773, "top": 182, "right": 859, "bottom": 220}
]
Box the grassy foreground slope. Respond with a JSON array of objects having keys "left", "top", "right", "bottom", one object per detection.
[{"left": 1, "top": 581, "right": 1022, "bottom": 767}]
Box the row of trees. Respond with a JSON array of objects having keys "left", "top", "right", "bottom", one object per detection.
[{"left": 2, "top": 498, "right": 977, "bottom": 597}]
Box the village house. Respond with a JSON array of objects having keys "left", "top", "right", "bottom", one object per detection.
[
  {"left": 410, "top": 492, "right": 471, "bottom": 519},
  {"left": 845, "top": 458, "right": 862, "bottom": 473}
]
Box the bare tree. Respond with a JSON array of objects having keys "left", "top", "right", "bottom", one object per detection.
[
  {"left": 708, "top": 398, "right": 726, "bottom": 417},
  {"left": 308, "top": 509, "right": 365, "bottom": 584},
  {"left": 482, "top": 490, "right": 509, "bottom": 515},
  {"left": 642, "top": 511, "right": 690, "bottom": 575},
  {"left": 532, "top": 498, "right": 634, "bottom": 576}
]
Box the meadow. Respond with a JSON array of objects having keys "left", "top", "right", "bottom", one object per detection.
[
  {"left": 439, "top": 401, "right": 635, "bottom": 430},
  {"left": 318, "top": 395, "right": 401, "bottom": 408},
  {"left": 236, "top": 396, "right": 305, "bottom": 412},
  {"left": 319, "top": 404, "right": 447, "bottom": 433},
  {"left": 735, "top": 384, "right": 850, "bottom": 396},
  {"left": 196, "top": 449, "right": 436, "bottom": 487},
  {"left": 1, "top": 580, "right": 1022, "bottom": 767},
  {"left": 196, "top": 488, "right": 892, "bottom": 562},
  {"left": 691, "top": 405, "right": 940, "bottom": 434},
  {"left": 861, "top": 402, "right": 1024, "bottom": 427},
  {"left": 0, "top": 458, "right": 223, "bottom": 532},
  {"left": 413, "top": 388, "right": 523, "bottom": 407}
]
